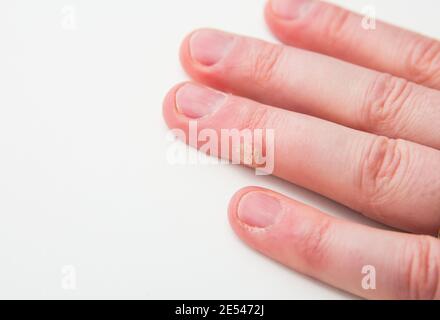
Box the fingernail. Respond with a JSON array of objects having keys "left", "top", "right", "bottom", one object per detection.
[
  {"left": 271, "top": 0, "right": 313, "bottom": 20},
  {"left": 237, "top": 192, "right": 282, "bottom": 229},
  {"left": 175, "top": 83, "right": 227, "bottom": 119},
  {"left": 189, "top": 30, "right": 234, "bottom": 66}
]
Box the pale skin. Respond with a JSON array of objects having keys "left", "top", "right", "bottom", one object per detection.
[{"left": 162, "top": 0, "right": 440, "bottom": 299}]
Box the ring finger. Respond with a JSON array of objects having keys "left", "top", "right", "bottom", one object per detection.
[{"left": 163, "top": 82, "right": 440, "bottom": 234}]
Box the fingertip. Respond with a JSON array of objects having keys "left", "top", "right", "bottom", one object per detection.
[
  {"left": 228, "top": 186, "right": 277, "bottom": 251},
  {"left": 264, "top": 0, "right": 316, "bottom": 47},
  {"left": 179, "top": 28, "right": 228, "bottom": 74},
  {"left": 264, "top": 10, "right": 285, "bottom": 43},
  {"left": 162, "top": 81, "right": 235, "bottom": 142},
  {"left": 179, "top": 28, "right": 241, "bottom": 94},
  {"left": 179, "top": 29, "right": 198, "bottom": 75},
  {"left": 162, "top": 82, "right": 190, "bottom": 130},
  {"left": 228, "top": 186, "right": 291, "bottom": 233},
  {"left": 264, "top": 0, "right": 282, "bottom": 35},
  {"left": 228, "top": 186, "right": 267, "bottom": 226}
]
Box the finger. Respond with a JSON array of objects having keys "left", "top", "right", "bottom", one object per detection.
[
  {"left": 180, "top": 29, "right": 440, "bottom": 149},
  {"left": 163, "top": 83, "right": 440, "bottom": 234},
  {"left": 265, "top": 0, "right": 440, "bottom": 90},
  {"left": 228, "top": 187, "right": 440, "bottom": 300}
]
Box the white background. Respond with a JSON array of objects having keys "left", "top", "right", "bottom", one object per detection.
[{"left": 0, "top": 0, "right": 439, "bottom": 299}]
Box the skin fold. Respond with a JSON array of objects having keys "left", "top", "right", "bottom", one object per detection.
[{"left": 163, "top": 0, "right": 440, "bottom": 299}]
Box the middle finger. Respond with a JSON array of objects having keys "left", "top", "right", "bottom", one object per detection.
[{"left": 180, "top": 29, "right": 440, "bottom": 149}]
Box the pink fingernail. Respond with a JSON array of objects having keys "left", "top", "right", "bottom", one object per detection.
[
  {"left": 189, "top": 30, "right": 235, "bottom": 66},
  {"left": 271, "top": 0, "right": 313, "bottom": 20},
  {"left": 175, "top": 83, "right": 227, "bottom": 119},
  {"left": 237, "top": 192, "right": 282, "bottom": 229}
]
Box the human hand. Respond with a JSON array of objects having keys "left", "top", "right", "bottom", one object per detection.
[{"left": 163, "top": 0, "right": 440, "bottom": 299}]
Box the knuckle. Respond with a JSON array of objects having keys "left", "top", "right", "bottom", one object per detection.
[
  {"left": 357, "top": 136, "right": 409, "bottom": 213},
  {"left": 360, "top": 73, "right": 413, "bottom": 136},
  {"left": 296, "top": 218, "right": 332, "bottom": 268},
  {"left": 399, "top": 236, "right": 440, "bottom": 300},
  {"left": 251, "top": 43, "right": 284, "bottom": 85},
  {"left": 241, "top": 105, "right": 270, "bottom": 131},
  {"left": 404, "top": 37, "right": 440, "bottom": 87}
]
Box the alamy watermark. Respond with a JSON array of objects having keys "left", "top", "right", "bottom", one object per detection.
[
  {"left": 61, "top": 5, "right": 78, "bottom": 30},
  {"left": 61, "top": 265, "right": 77, "bottom": 290},
  {"left": 361, "top": 265, "right": 377, "bottom": 290},
  {"left": 166, "top": 121, "right": 275, "bottom": 176},
  {"left": 361, "top": 5, "right": 376, "bottom": 30}
]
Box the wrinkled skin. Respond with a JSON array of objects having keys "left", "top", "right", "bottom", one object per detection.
[{"left": 163, "top": 0, "right": 440, "bottom": 299}]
